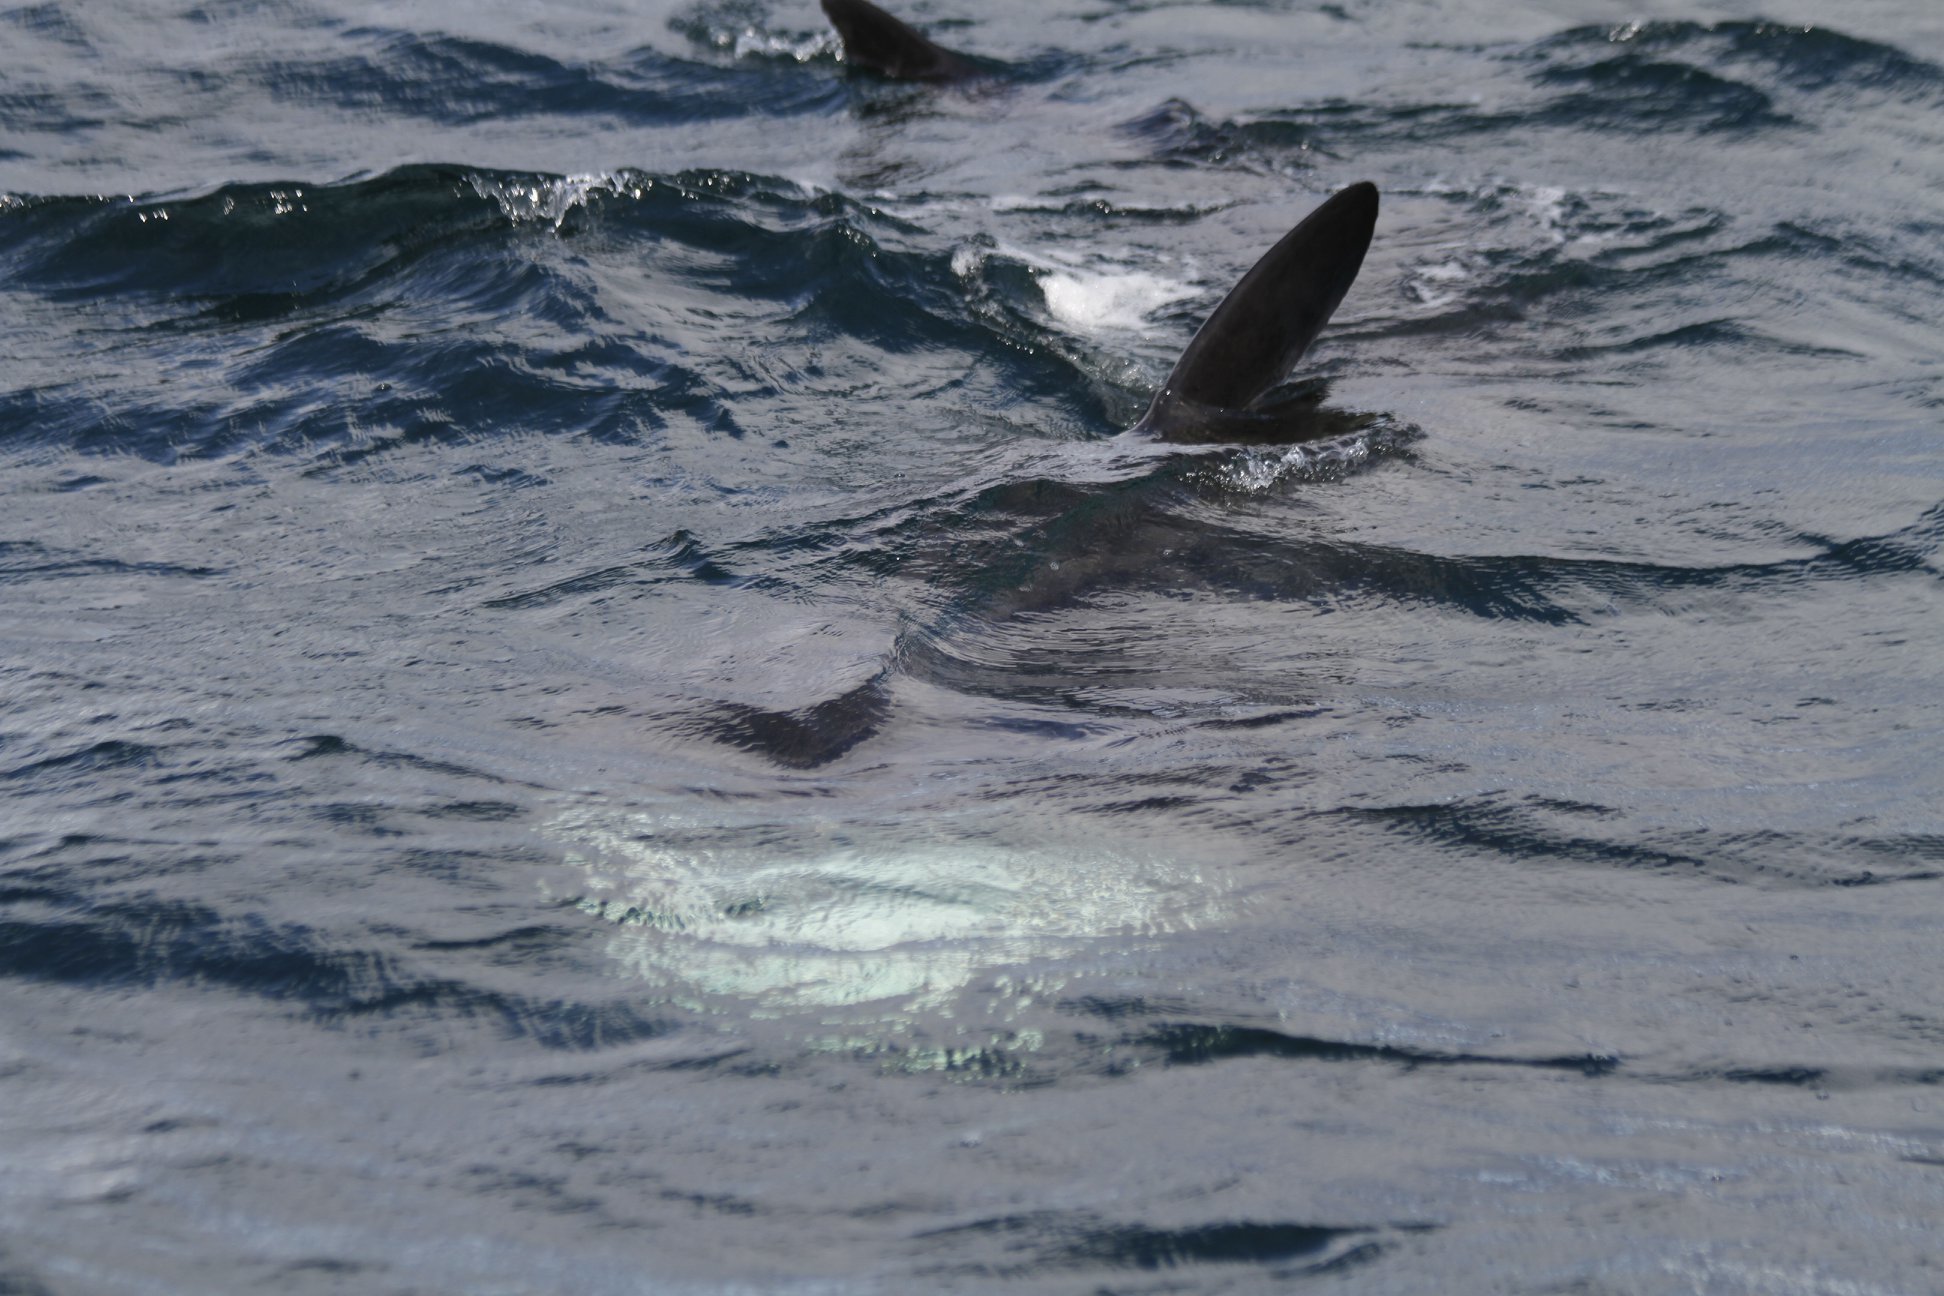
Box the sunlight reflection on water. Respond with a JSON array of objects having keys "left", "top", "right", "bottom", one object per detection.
[{"left": 546, "top": 804, "right": 1236, "bottom": 1021}]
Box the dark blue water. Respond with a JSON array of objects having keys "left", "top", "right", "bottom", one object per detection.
[{"left": 5, "top": 1, "right": 1943, "bottom": 1290}]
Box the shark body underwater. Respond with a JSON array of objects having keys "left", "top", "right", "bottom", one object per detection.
[{"left": 691, "top": 2, "right": 1384, "bottom": 767}]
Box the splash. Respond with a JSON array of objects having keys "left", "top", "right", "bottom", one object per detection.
[
  {"left": 1040, "top": 267, "right": 1196, "bottom": 335},
  {"left": 1198, "top": 417, "right": 1416, "bottom": 494},
  {"left": 953, "top": 239, "right": 1198, "bottom": 338},
  {"left": 466, "top": 169, "right": 652, "bottom": 229},
  {"left": 729, "top": 27, "right": 837, "bottom": 63}
]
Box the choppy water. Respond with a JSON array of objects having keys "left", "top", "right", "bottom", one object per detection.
[{"left": 5, "top": 1, "right": 1943, "bottom": 1291}]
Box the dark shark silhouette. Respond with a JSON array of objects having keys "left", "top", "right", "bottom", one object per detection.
[
  {"left": 1134, "top": 182, "right": 1377, "bottom": 443},
  {"left": 820, "top": 0, "right": 980, "bottom": 82},
  {"left": 696, "top": 182, "right": 1382, "bottom": 767}
]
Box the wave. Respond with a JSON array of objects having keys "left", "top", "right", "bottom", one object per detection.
[
  {"left": 267, "top": 26, "right": 853, "bottom": 125},
  {"left": 1142, "top": 20, "right": 1944, "bottom": 158},
  {"left": 0, "top": 165, "right": 1001, "bottom": 466}
]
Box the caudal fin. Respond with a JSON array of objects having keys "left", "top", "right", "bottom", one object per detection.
[
  {"left": 1136, "top": 182, "right": 1378, "bottom": 440},
  {"left": 820, "top": 0, "right": 978, "bottom": 82}
]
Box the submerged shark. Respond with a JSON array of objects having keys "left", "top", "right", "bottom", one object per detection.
[{"left": 695, "top": 181, "right": 1382, "bottom": 767}]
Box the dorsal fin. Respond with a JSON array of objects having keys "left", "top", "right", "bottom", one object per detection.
[
  {"left": 1135, "top": 181, "right": 1378, "bottom": 441},
  {"left": 820, "top": 0, "right": 978, "bottom": 82}
]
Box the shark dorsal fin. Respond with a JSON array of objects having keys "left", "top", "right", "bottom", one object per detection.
[
  {"left": 1136, "top": 182, "right": 1378, "bottom": 440},
  {"left": 820, "top": 0, "right": 978, "bottom": 82}
]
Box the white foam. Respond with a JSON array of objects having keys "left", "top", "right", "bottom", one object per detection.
[
  {"left": 1526, "top": 184, "right": 1570, "bottom": 243},
  {"left": 1039, "top": 268, "right": 1196, "bottom": 335},
  {"left": 952, "top": 236, "right": 1198, "bottom": 337},
  {"left": 730, "top": 27, "right": 835, "bottom": 62},
  {"left": 1407, "top": 255, "right": 1472, "bottom": 308}
]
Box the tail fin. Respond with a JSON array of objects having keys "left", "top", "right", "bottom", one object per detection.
[
  {"left": 820, "top": 0, "right": 978, "bottom": 82},
  {"left": 1136, "top": 182, "right": 1378, "bottom": 440}
]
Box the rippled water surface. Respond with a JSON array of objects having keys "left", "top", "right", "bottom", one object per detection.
[{"left": 4, "top": 0, "right": 1943, "bottom": 1291}]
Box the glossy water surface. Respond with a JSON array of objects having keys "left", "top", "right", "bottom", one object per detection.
[{"left": 4, "top": 1, "right": 1943, "bottom": 1291}]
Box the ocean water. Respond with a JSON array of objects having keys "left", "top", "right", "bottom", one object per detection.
[{"left": 4, "top": 0, "right": 1943, "bottom": 1291}]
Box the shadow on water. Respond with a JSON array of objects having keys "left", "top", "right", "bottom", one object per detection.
[{"left": 914, "top": 1211, "right": 1431, "bottom": 1278}]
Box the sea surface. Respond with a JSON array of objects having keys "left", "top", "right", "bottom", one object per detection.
[{"left": 4, "top": 0, "right": 1943, "bottom": 1291}]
